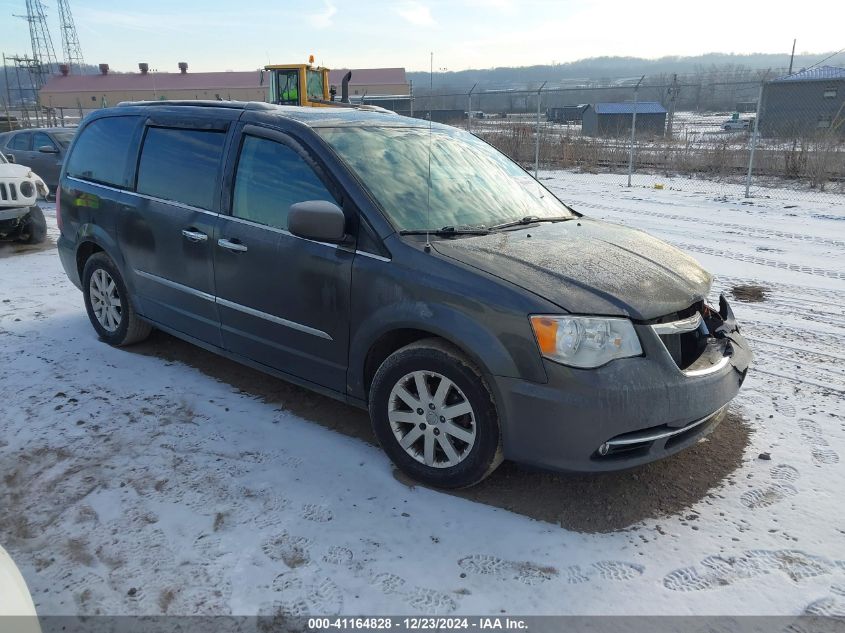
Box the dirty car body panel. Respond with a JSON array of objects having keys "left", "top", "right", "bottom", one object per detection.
[{"left": 56, "top": 101, "right": 751, "bottom": 477}]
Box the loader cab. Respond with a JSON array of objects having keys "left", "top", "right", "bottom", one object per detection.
[{"left": 266, "top": 63, "right": 331, "bottom": 107}]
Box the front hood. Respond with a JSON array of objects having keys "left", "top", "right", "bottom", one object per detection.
[
  {"left": 432, "top": 219, "right": 712, "bottom": 320},
  {"left": 0, "top": 164, "right": 33, "bottom": 179}
]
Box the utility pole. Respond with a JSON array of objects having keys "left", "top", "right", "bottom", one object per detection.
[
  {"left": 2, "top": 54, "right": 12, "bottom": 126},
  {"left": 666, "top": 73, "right": 679, "bottom": 139},
  {"left": 467, "top": 82, "right": 477, "bottom": 132},
  {"left": 535, "top": 81, "right": 546, "bottom": 179},
  {"left": 745, "top": 72, "right": 769, "bottom": 198},
  {"left": 627, "top": 75, "right": 645, "bottom": 187},
  {"left": 57, "top": 0, "right": 85, "bottom": 73},
  {"left": 788, "top": 39, "right": 796, "bottom": 75}
]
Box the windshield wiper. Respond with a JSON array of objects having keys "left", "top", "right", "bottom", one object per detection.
[
  {"left": 399, "top": 225, "right": 491, "bottom": 236},
  {"left": 489, "top": 215, "right": 574, "bottom": 231}
]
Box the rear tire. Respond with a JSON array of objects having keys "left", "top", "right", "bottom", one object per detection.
[
  {"left": 369, "top": 338, "right": 503, "bottom": 488},
  {"left": 82, "top": 252, "right": 151, "bottom": 346},
  {"left": 19, "top": 206, "right": 46, "bottom": 244}
]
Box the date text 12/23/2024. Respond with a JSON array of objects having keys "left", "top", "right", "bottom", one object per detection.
[{"left": 307, "top": 617, "right": 528, "bottom": 630}]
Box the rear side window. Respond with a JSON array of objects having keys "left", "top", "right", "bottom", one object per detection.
[
  {"left": 9, "top": 133, "right": 31, "bottom": 151},
  {"left": 232, "top": 135, "right": 334, "bottom": 230},
  {"left": 136, "top": 127, "right": 225, "bottom": 210},
  {"left": 65, "top": 116, "right": 138, "bottom": 187}
]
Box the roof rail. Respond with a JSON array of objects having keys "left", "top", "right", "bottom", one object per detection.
[
  {"left": 112, "top": 99, "right": 398, "bottom": 117},
  {"left": 116, "top": 100, "right": 276, "bottom": 110}
]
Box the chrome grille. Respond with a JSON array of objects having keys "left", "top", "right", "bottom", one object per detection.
[{"left": 0, "top": 181, "right": 18, "bottom": 202}]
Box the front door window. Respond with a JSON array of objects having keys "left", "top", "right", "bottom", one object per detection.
[{"left": 232, "top": 135, "right": 335, "bottom": 229}]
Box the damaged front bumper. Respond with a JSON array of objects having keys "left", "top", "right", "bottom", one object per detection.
[
  {"left": 0, "top": 206, "right": 31, "bottom": 222},
  {"left": 493, "top": 295, "right": 752, "bottom": 472},
  {"left": 0, "top": 206, "right": 35, "bottom": 239}
]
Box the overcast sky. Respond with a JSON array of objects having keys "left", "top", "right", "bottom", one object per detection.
[{"left": 1, "top": 0, "right": 841, "bottom": 73}]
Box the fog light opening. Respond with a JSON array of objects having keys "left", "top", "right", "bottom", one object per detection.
[{"left": 598, "top": 442, "right": 610, "bottom": 456}]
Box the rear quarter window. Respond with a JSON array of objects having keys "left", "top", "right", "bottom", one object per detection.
[
  {"left": 9, "top": 132, "right": 31, "bottom": 151},
  {"left": 65, "top": 116, "right": 139, "bottom": 187},
  {"left": 136, "top": 127, "right": 226, "bottom": 211}
]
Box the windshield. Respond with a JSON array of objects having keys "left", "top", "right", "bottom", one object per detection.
[
  {"left": 306, "top": 70, "right": 324, "bottom": 102},
  {"left": 316, "top": 126, "right": 573, "bottom": 231}
]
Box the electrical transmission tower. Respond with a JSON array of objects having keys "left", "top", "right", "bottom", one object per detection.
[
  {"left": 16, "top": 0, "right": 59, "bottom": 88},
  {"left": 57, "top": 0, "right": 85, "bottom": 73}
]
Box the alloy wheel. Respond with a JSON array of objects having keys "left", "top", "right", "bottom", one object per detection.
[
  {"left": 388, "top": 370, "right": 476, "bottom": 468},
  {"left": 89, "top": 268, "right": 122, "bottom": 333}
]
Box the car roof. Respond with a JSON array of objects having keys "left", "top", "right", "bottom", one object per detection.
[
  {"left": 113, "top": 100, "right": 441, "bottom": 130},
  {"left": 6, "top": 127, "right": 73, "bottom": 133}
]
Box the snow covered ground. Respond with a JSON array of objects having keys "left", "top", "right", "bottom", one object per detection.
[{"left": 1, "top": 175, "right": 843, "bottom": 617}]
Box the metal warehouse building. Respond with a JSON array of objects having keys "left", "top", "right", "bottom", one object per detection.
[
  {"left": 758, "top": 66, "right": 845, "bottom": 138},
  {"left": 581, "top": 102, "right": 667, "bottom": 137},
  {"left": 547, "top": 105, "right": 588, "bottom": 123},
  {"left": 38, "top": 64, "right": 410, "bottom": 109}
]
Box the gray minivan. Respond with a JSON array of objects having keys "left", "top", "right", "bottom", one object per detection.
[{"left": 56, "top": 101, "right": 751, "bottom": 488}]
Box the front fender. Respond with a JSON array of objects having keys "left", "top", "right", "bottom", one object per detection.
[
  {"left": 348, "top": 300, "right": 524, "bottom": 401},
  {"left": 346, "top": 249, "right": 555, "bottom": 408}
]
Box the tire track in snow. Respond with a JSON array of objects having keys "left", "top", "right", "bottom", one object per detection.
[
  {"left": 564, "top": 198, "right": 845, "bottom": 249},
  {"left": 673, "top": 243, "right": 845, "bottom": 280},
  {"left": 714, "top": 275, "right": 845, "bottom": 308}
]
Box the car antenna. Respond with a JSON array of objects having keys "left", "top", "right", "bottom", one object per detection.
[{"left": 425, "top": 51, "right": 433, "bottom": 252}]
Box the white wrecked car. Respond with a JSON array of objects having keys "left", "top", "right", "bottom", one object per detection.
[{"left": 0, "top": 150, "right": 49, "bottom": 244}]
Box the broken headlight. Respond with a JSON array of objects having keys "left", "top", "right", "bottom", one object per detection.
[{"left": 530, "top": 315, "right": 643, "bottom": 368}]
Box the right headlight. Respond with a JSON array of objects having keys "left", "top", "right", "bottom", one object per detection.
[{"left": 529, "top": 315, "right": 643, "bottom": 368}]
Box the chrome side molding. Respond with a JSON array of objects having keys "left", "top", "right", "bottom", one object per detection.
[{"left": 135, "top": 269, "right": 333, "bottom": 341}]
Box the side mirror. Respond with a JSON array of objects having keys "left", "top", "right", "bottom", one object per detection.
[
  {"left": 288, "top": 200, "right": 346, "bottom": 243},
  {"left": 5, "top": 154, "right": 15, "bottom": 163},
  {"left": 37, "top": 145, "right": 59, "bottom": 154}
]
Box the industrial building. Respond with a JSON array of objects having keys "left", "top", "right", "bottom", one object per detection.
[
  {"left": 547, "top": 105, "right": 588, "bottom": 123},
  {"left": 38, "top": 63, "right": 410, "bottom": 109},
  {"left": 581, "top": 102, "right": 667, "bottom": 137},
  {"left": 758, "top": 66, "right": 845, "bottom": 137}
]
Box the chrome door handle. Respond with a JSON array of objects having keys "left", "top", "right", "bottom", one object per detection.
[
  {"left": 181, "top": 229, "right": 208, "bottom": 242},
  {"left": 217, "top": 238, "right": 248, "bottom": 252}
]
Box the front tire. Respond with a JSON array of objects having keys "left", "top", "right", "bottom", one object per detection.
[
  {"left": 82, "top": 252, "right": 151, "bottom": 346},
  {"left": 19, "top": 206, "right": 46, "bottom": 244},
  {"left": 369, "top": 339, "right": 503, "bottom": 488}
]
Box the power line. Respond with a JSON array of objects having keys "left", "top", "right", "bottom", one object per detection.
[{"left": 799, "top": 46, "right": 845, "bottom": 74}]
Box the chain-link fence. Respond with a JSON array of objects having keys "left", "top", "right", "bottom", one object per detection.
[
  {"left": 3, "top": 70, "right": 843, "bottom": 202},
  {"left": 411, "top": 74, "right": 845, "bottom": 202}
]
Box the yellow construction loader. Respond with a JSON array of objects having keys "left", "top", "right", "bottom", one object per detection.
[{"left": 265, "top": 56, "right": 351, "bottom": 107}]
